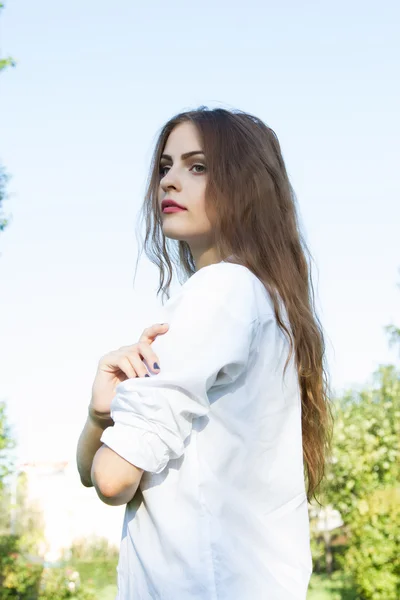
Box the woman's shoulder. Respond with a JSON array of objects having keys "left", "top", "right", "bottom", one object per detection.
[
  {"left": 184, "top": 261, "right": 257, "bottom": 291},
  {"left": 183, "top": 261, "right": 275, "bottom": 320}
]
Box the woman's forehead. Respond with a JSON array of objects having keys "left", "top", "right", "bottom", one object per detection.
[{"left": 163, "top": 122, "right": 202, "bottom": 155}]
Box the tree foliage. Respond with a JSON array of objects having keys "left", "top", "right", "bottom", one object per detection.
[
  {"left": 0, "top": 55, "right": 15, "bottom": 71},
  {"left": 0, "top": 401, "right": 15, "bottom": 488},
  {"left": 345, "top": 487, "right": 400, "bottom": 600},
  {"left": 322, "top": 364, "right": 400, "bottom": 599},
  {"left": 0, "top": 166, "right": 11, "bottom": 232},
  {"left": 325, "top": 366, "right": 399, "bottom": 514},
  {"left": 69, "top": 536, "right": 119, "bottom": 562},
  {"left": 0, "top": 405, "right": 96, "bottom": 598},
  {"left": 0, "top": 3, "right": 16, "bottom": 73},
  {"left": 0, "top": 1, "right": 15, "bottom": 234}
]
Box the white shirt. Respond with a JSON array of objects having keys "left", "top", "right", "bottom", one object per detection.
[{"left": 101, "top": 262, "right": 312, "bottom": 600}]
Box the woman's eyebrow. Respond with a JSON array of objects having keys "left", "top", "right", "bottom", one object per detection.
[{"left": 160, "top": 151, "right": 205, "bottom": 161}]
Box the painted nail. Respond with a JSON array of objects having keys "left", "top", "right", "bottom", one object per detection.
[
  {"left": 145, "top": 374, "right": 150, "bottom": 378},
  {"left": 153, "top": 362, "right": 160, "bottom": 370}
]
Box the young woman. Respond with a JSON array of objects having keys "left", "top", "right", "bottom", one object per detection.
[{"left": 77, "top": 107, "right": 332, "bottom": 599}]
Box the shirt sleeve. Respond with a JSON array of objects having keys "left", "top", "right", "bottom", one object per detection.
[{"left": 100, "top": 263, "right": 259, "bottom": 474}]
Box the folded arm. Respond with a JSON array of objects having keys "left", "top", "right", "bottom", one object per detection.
[
  {"left": 94, "top": 265, "right": 260, "bottom": 502},
  {"left": 76, "top": 412, "right": 144, "bottom": 505},
  {"left": 91, "top": 444, "right": 144, "bottom": 506}
]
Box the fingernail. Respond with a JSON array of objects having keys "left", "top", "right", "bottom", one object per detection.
[
  {"left": 145, "top": 374, "right": 150, "bottom": 378},
  {"left": 153, "top": 362, "right": 160, "bottom": 370}
]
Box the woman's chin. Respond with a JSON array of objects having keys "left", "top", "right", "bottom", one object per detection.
[
  {"left": 161, "top": 226, "right": 187, "bottom": 241},
  {"left": 161, "top": 219, "right": 191, "bottom": 240}
]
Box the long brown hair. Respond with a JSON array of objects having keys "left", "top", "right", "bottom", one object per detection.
[{"left": 135, "top": 106, "right": 332, "bottom": 501}]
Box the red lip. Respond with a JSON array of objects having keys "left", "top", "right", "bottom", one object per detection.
[{"left": 161, "top": 199, "right": 187, "bottom": 211}]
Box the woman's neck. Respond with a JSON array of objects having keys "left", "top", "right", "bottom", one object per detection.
[{"left": 192, "top": 247, "right": 222, "bottom": 272}]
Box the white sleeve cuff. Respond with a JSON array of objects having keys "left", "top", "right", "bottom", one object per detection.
[{"left": 100, "top": 422, "right": 171, "bottom": 474}]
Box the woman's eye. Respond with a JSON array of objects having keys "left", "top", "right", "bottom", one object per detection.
[
  {"left": 159, "top": 163, "right": 206, "bottom": 177},
  {"left": 159, "top": 165, "right": 170, "bottom": 177},
  {"left": 191, "top": 164, "right": 206, "bottom": 174}
]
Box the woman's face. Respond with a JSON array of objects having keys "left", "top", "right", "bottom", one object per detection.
[{"left": 158, "top": 122, "right": 215, "bottom": 252}]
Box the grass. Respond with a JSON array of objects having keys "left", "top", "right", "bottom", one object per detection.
[
  {"left": 308, "top": 574, "right": 341, "bottom": 600},
  {"left": 71, "top": 559, "right": 118, "bottom": 599},
  {"left": 96, "top": 583, "right": 118, "bottom": 600},
  {"left": 308, "top": 573, "right": 358, "bottom": 600},
  {"left": 92, "top": 572, "right": 358, "bottom": 600},
  {"left": 72, "top": 561, "right": 359, "bottom": 600}
]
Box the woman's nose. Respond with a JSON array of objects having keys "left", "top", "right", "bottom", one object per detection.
[{"left": 161, "top": 167, "right": 182, "bottom": 192}]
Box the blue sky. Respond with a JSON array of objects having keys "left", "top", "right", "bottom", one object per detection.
[{"left": 0, "top": 0, "right": 399, "bottom": 463}]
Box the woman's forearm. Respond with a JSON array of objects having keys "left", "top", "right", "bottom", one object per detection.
[{"left": 76, "top": 412, "right": 113, "bottom": 487}]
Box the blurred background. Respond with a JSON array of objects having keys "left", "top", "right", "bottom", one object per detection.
[{"left": 0, "top": 1, "right": 399, "bottom": 598}]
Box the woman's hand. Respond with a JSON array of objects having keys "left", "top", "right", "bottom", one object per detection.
[{"left": 89, "top": 323, "right": 169, "bottom": 424}]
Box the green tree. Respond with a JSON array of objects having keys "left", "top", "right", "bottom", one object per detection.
[
  {"left": 0, "top": 3, "right": 15, "bottom": 72},
  {"left": 0, "top": 401, "right": 15, "bottom": 491},
  {"left": 0, "top": 166, "right": 11, "bottom": 233},
  {"left": 325, "top": 366, "right": 399, "bottom": 514},
  {"left": 69, "top": 536, "right": 119, "bottom": 562},
  {"left": 385, "top": 276, "right": 400, "bottom": 349},
  {"left": 0, "top": 402, "right": 46, "bottom": 598},
  {"left": 345, "top": 487, "right": 400, "bottom": 600},
  {"left": 386, "top": 307, "right": 400, "bottom": 349},
  {"left": 0, "top": 2, "right": 15, "bottom": 234},
  {"left": 323, "top": 364, "right": 400, "bottom": 599}
]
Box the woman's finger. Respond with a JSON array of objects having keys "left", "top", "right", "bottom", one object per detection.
[
  {"left": 131, "top": 343, "right": 161, "bottom": 373},
  {"left": 139, "top": 323, "right": 169, "bottom": 344},
  {"left": 116, "top": 356, "right": 138, "bottom": 380},
  {"left": 127, "top": 351, "right": 152, "bottom": 378}
]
